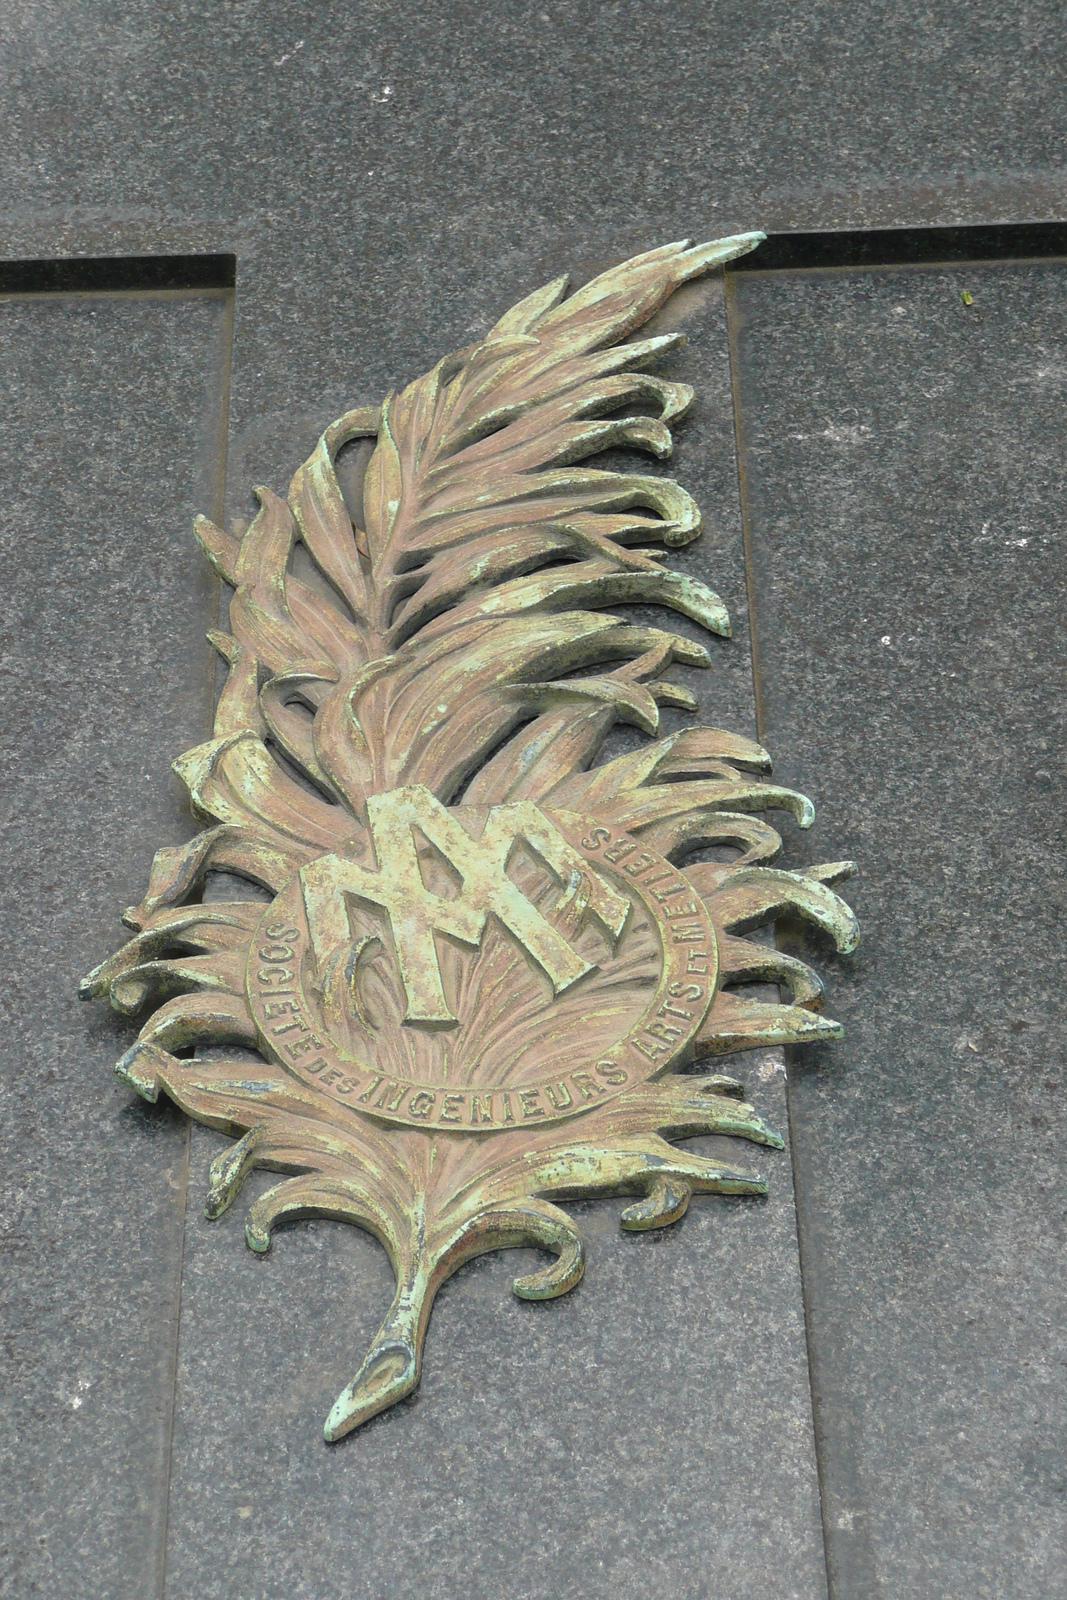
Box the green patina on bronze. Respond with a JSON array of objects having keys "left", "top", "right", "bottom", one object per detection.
[{"left": 82, "top": 234, "right": 859, "bottom": 1442}]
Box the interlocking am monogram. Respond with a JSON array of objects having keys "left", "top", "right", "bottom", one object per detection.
[{"left": 299, "top": 784, "right": 631, "bottom": 1024}]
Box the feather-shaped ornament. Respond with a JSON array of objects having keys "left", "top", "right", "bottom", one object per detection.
[{"left": 83, "top": 235, "right": 858, "bottom": 1440}]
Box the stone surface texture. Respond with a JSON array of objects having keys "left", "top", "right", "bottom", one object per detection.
[
  {"left": 169, "top": 1066, "right": 821, "bottom": 1600},
  {"left": 0, "top": 289, "right": 229, "bottom": 1598},
  {"left": 1, "top": 2, "right": 1066, "bottom": 1597},
  {"left": 732, "top": 260, "right": 1067, "bottom": 1599}
]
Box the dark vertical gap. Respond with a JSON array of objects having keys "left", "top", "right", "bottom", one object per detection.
[
  {"left": 157, "top": 284, "right": 235, "bottom": 1600},
  {"left": 156, "top": 1117, "right": 190, "bottom": 1599},
  {"left": 781, "top": 1053, "right": 836, "bottom": 1600},
  {"left": 724, "top": 272, "right": 835, "bottom": 1600}
]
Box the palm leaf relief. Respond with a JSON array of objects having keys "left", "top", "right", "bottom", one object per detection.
[{"left": 83, "top": 234, "right": 859, "bottom": 1440}]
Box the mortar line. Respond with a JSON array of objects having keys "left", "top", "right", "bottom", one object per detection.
[
  {"left": 723, "top": 270, "right": 765, "bottom": 747},
  {"left": 156, "top": 1123, "right": 190, "bottom": 1600},
  {"left": 158, "top": 280, "right": 235, "bottom": 1600},
  {"left": 723, "top": 269, "right": 835, "bottom": 1600}
]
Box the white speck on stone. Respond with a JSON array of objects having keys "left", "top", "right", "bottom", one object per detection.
[
  {"left": 818, "top": 422, "right": 872, "bottom": 444},
  {"left": 273, "top": 39, "right": 304, "bottom": 67},
  {"left": 880, "top": 635, "right": 891, "bottom": 646},
  {"left": 63, "top": 1376, "right": 93, "bottom": 1410}
]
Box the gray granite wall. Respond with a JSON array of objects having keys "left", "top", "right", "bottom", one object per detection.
[
  {"left": 1, "top": 5, "right": 1065, "bottom": 1597},
  {"left": 0, "top": 288, "right": 228, "bottom": 1597},
  {"left": 732, "top": 258, "right": 1067, "bottom": 1600}
]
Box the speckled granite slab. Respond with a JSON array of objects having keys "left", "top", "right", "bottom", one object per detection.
[
  {"left": 2, "top": 3, "right": 1066, "bottom": 1595},
  {"left": 732, "top": 257, "right": 1067, "bottom": 1599},
  {"left": 0, "top": 287, "right": 229, "bottom": 1599}
]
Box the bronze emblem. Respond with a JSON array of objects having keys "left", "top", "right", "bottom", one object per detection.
[{"left": 82, "top": 235, "right": 858, "bottom": 1440}]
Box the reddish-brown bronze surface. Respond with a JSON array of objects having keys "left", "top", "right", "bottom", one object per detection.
[{"left": 82, "top": 236, "right": 858, "bottom": 1439}]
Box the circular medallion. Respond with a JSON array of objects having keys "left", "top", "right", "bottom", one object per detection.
[{"left": 246, "top": 805, "right": 715, "bottom": 1133}]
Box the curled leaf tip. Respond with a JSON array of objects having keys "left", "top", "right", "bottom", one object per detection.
[
  {"left": 512, "top": 1228, "right": 584, "bottom": 1299},
  {"left": 620, "top": 1175, "right": 691, "bottom": 1231}
]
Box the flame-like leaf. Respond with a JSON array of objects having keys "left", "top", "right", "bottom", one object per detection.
[{"left": 86, "top": 234, "right": 862, "bottom": 1443}]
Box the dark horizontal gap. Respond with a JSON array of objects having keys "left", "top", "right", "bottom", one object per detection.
[
  {"left": 727, "top": 220, "right": 1067, "bottom": 273},
  {"left": 0, "top": 252, "right": 236, "bottom": 295}
]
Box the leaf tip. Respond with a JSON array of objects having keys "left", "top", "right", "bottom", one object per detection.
[
  {"left": 804, "top": 859, "right": 858, "bottom": 887},
  {"left": 244, "top": 1214, "right": 273, "bottom": 1252},
  {"left": 683, "top": 231, "right": 767, "bottom": 275},
  {"left": 114, "top": 1041, "right": 166, "bottom": 1101},
  {"left": 323, "top": 1340, "right": 420, "bottom": 1442},
  {"left": 192, "top": 513, "right": 238, "bottom": 584},
  {"left": 78, "top": 967, "right": 103, "bottom": 1000}
]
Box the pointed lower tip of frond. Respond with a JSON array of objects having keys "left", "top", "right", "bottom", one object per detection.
[
  {"left": 324, "top": 1340, "right": 420, "bottom": 1442},
  {"left": 324, "top": 1270, "right": 431, "bottom": 1441}
]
